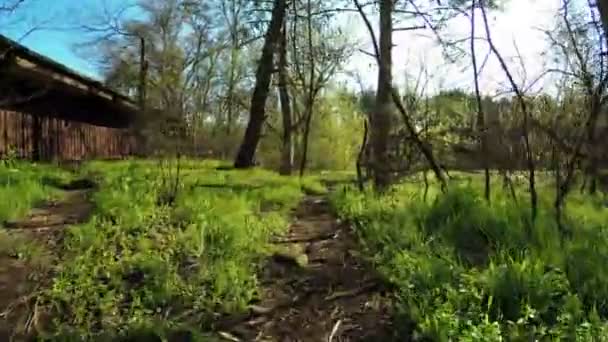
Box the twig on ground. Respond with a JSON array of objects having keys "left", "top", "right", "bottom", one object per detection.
[
  {"left": 249, "top": 304, "right": 273, "bottom": 315},
  {"left": 328, "top": 319, "right": 342, "bottom": 342},
  {"left": 218, "top": 331, "right": 241, "bottom": 341},
  {"left": 271, "top": 232, "right": 336, "bottom": 244},
  {"left": 246, "top": 315, "right": 268, "bottom": 326},
  {"left": 324, "top": 282, "right": 379, "bottom": 301},
  {"left": 0, "top": 292, "right": 37, "bottom": 318}
]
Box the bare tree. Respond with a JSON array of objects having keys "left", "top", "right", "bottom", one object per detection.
[
  {"left": 479, "top": 0, "right": 537, "bottom": 221},
  {"left": 220, "top": 0, "right": 247, "bottom": 135},
  {"left": 371, "top": 0, "right": 394, "bottom": 190},
  {"left": 278, "top": 20, "right": 294, "bottom": 175},
  {"left": 541, "top": 0, "right": 608, "bottom": 231},
  {"left": 285, "top": 0, "right": 353, "bottom": 176},
  {"left": 298, "top": 0, "right": 317, "bottom": 177},
  {"left": 353, "top": 0, "right": 447, "bottom": 191},
  {"left": 469, "top": 0, "right": 490, "bottom": 201},
  {"left": 234, "top": 0, "right": 287, "bottom": 168}
]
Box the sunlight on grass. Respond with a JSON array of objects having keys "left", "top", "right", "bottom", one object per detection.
[
  {"left": 0, "top": 162, "right": 70, "bottom": 224},
  {"left": 330, "top": 174, "right": 608, "bottom": 340},
  {"left": 41, "top": 159, "right": 324, "bottom": 339}
]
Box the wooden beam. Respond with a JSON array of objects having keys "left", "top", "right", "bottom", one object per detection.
[{"left": 13, "top": 56, "right": 137, "bottom": 110}]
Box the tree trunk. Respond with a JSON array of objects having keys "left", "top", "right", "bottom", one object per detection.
[
  {"left": 356, "top": 119, "right": 369, "bottom": 191},
  {"left": 552, "top": 144, "right": 566, "bottom": 234},
  {"left": 234, "top": 0, "right": 287, "bottom": 168},
  {"left": 372, "top": 0, "right": 393, "bottom": 191},
  {"left": 138, "top": 36, "right": 147, "bottom": 112},
  {"left": 423, "top": 169, "right": 429, "bottom": 202},
  {"left": 299, "top": 0, "right": 315, "bottom": 177},
  {"left": 226, "top": 48, "right": 237, "bottom": 134},
  {"left": 278, "top": 22, "right": 293, "bottom": 175},
  {"left": 225, "top": 0, "right": 241, "bottom": 135},
  {"left": 470, "top": 0, "right": 490, "bottom": 201},
  {"left": 353, "top": 0, "right": 446, "bottom": 190},
  {"left": 136, "top": 36, "right": 148, "bottom": 156},
  {"left": 299, "top": 98, "right": 313, "bottom": 177},
  {"left": 585, "top": 97, "right": 601, "bottom": 194},
  {"left": 596, "top": 0, "right": 608, "bottom": 47},
  {"left": 479, "top": 1, "right": 537, "bottom": 221}
]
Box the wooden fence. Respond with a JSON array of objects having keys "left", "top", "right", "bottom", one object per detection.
[{"left": 0, "top": 110, "right": 136, "bottom": 161}]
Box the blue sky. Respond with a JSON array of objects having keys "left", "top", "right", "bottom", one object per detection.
[
  {"left": 1, "top": 0, "right": 559, "bottom": 93},
  {"left": 5, "top": 30, "right": 101, "bottom": 79},
  {"left": 0, "top": 0, "right": 128, "bottom": 80}
]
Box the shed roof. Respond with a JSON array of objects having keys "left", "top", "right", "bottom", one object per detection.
[{"left": 0, "top": 34, "right": 138, "bottom": 127}]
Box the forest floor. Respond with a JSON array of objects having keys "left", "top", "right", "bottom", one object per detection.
[
  {"left": 4, "top": 162, "right": 608, "bottom": 340},
  {"left": 0, "top": 163, "right": 405, "bottom": 341},
  {"left": 0, "top": 179, "right": 94, "bottom": 340},
  {"left": 217, "top": 195, "right": 401, "bottom": 342}
]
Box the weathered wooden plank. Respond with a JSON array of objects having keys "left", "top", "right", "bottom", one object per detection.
[{"left": 0, "top": 109, "right": 136, "bottom": 161}]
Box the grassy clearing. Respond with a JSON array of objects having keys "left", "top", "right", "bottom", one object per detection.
[
  {"left": 38, "top": 159, "right": 324, "bottom": 340},
  {"left": 0, "top": 159, "right": 67, "bottom": 265},
  {"left": 0, "top": 161, "right": 71, "bottom": 224},
  {"left": 331, "top": 174, "right": 608, "bottom": 340}
]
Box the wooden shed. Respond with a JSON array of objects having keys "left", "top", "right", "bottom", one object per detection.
[{"left": 0, "top": 34, "right": 138, "bottom": 161}]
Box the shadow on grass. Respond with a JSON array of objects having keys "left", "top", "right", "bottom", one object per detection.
[
  {"left": 190, "top": 182, "right": 325, "bottom": 196},
  {"left": 41, "top": 176, "right": 96, "bottom": 191},
  {"left": 190, "top": 182, "right": 266, "bottom": 192}
]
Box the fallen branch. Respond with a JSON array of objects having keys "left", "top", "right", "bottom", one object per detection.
[
  {"left": 324, "top": 282, "right": 380, "bottom": 301},
  {"left": 218, "top": 331, "right": 241, "bottom": 342},
  {"left": 271, "top": 232, "right": 337, "bottom": 244},
  {"left": 328, "top": 319, "right": 342, "bottom": 342},
  {"left": 249, "top": 304, "right": 273, "bottom": 315},
  {"left": 0, "top": 292, "right": 37, "bottom": 319}
]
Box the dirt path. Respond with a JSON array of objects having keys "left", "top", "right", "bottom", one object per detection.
[
  {"left": 218, "top": 196, "right": 399, "bottom": 342},
  {"left": 0, "top": 180, "right": 94, "bottom": 340}
]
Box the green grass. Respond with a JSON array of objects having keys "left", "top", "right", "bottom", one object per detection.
[
  {"left": 330, "top": 174, "right": 608, "bottom": 341},
  {"left": 0, "top": 161, "right": 71, "bottom": 224},
  {"left": 0, "top": 229, "right": 54, "bottom": 270},
  {"left": 39, "top": 159, "right": 324, "bottom": 340},
  {"left": 16, "top": 160, "right": 608, "bottom": 340}
]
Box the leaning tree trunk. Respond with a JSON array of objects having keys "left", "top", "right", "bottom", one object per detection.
[
  {"left": 234, "top": 0, "right": 287, "bottom": 168},
  {"left": 372, "top": 0, "right": 394, "bottom": 191},
  {"left": 596, "top": 0, "right": 608, "bottom": 47},
  {"left": 278, "top": 21, "right": 293, "bottom": 175}
]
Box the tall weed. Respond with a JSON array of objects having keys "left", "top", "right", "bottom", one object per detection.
[{"left": 331, "top": 179, "right": 608, "bottom": 340}]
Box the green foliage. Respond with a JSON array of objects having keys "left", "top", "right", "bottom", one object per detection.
[
  {"left": 41, "top": 159, "right": 322, "bottom": 339},
  {"left": 331, "top": 176, "right": 608, "bottom": 340},
  {"left": 306, "top": 91, "right": 364, "bottom": 171},
  {"left": 258, "top": 88, "right": 364, "bottom": 172},
  {"left": 0, "top": 161, "right": 70, "bottom": 224}
]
